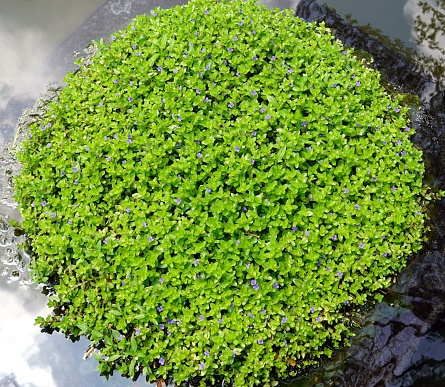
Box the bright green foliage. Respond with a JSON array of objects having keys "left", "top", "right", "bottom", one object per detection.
[{"left": 15, "top": 0, "right": 432, "bottom": 385}]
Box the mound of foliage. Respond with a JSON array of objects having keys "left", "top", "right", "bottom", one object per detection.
[{"left": 15, "top": 0, "right": 432, "bottom": 385}]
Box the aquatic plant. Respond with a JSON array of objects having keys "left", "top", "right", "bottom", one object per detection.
[{"left": 14, "top": 0, "right": 437, "bottom": 385}]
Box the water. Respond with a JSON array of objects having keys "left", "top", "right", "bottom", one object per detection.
[{"left": 1, "top": 0, "right": 445, "bottom": 386}]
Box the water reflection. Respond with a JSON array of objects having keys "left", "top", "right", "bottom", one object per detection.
[
  {"left": 0, "top": 278, "right": 55, "bottom": 387},
  {"left": 404, "top": 0, "right": 445, "bottom": 83},
  {"left": 0, "top": 0, "right": 106, "bottom": 143}
]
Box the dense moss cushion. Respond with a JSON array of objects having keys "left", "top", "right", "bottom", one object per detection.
[{"left": 15, "top": 0, "right": 428, "bottom": 384}]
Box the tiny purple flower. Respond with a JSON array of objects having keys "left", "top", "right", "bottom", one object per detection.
[
  {"left": 175, "top": 198, "right": 181, "bottom": 204},
  {"left": 228, "top": 102, "right": 234, "bottom": 108},
  {"left": 200, "top": 363, "right": 205, "bottom": 370},
  {"left": 218, "top": 318, "right": 224, "bottom": 323},
  {"left": 239, "top": 21, "right": 244, "bottom": 26},
  {"left": 261, "top": 308, "right": 267, "bottom": 314},
  {"left": 197, "top": 152, "right": 203, "bottom": 158},
  {"left": 258, "top": 339, "right": 263, "bottom": 344},
  {"left": 316, "top": 317, "right": 321, "bottom": 322},
  {"left": 337, "top": 271, "right": 343, "bottom": 277},
  {"left": 157, "top": 305, "right": 163, "bottom": 312},
  {"left": 72, "top": 167, "right": 78, "bottom": 172},
  {"left": 111, "top": 36, "right": 116, "bottom": 41},
  {"left": 135, "top": 328, "right": 141, "bottom": 335},
  {"left": 204, "top": 351, "right": 210, "bottom": 357},
  {"left": 288, "top": 68, "right": 294, "bottom": 73},
  {"left": 205, "top": 65, "right": 211, "bottom": 71},
  {"left": 103, "top": 238, "right": 108, "bottom": 244},
  {"left": 391, "top": 186, "right": 397, "bottom": 191},
  {"left": 251, "top": 279, "right": 257, "bottom": 286},
  {"left": 359, "top": 243, "right": 365, "bottom": 248},
  {"left": 249, "top": 313, "right": 254, "bottom": 318},
  {"left": 273, "top": 283, "right": 280, "bottom": 289},
  {"left": 394, "top": 107, "right": 400, "bottom": 113},
  {"left": 136, "top": 52, "right": 141, "bottom": 56},
  {"left": 281, "top": 317, "right": 287, "bottom": 323},
  {"left": 68, "top": 219, "right": 73, "bottom": 225},
  {"left": 206, "top": 187, "right": 211, "bottom": 193},
  {"left": 355, "top": 204, "right": 360, "bottom": 210},
  {"left": 301, "top": 121, "right": 308, "bottom": 127},
  {"left": 305, "top": 231, "right": 310, "bottom": 236},
  {"left": 126, "top": 208, "right": 130, "bottom": 213},
  {"left": 178, "top": 115, "right": 182, "bottom": 121},
  {"left": 332, "top": 234, "right": 338, "bottom": 241},
  {"left": 253, "top": 284, "right": 259, "bottom": 291},
  {"left": 194, "top": 259, "right": 199, "bottom": 266},
  {"left": 160, "top": 277, "right": 165, "bottom": 283},
  {"left": 204, "top": 9, "right": 209, "bottom": 14},
  {"left": 342, "top": 50, "right": 347, "bottom": 54},
  {"left": 250, "top": 159, "right": 255, "bottom": 165},
  {"left": 265, "top": 115, "right": 271, "bottom": 120},
  {"left": 148, "top": 236, "right": 154, "bottom": 242},
  {"left": 344, "top": 188, "right": 349, "bottom": 194},
  {"left": 227, "top": 47, "right": 233, "bottom": 52},
  {"left": 127, "top": 139, "right": 132, "bottom": 144},
  {"left": 246, "top": 263, "right": 250, "bottom": 268},
  {"left": 355, "top": 80, "right": 361, "bottom": 86},
  {"left": 292, "top": 227, "right": 297, "bottom": 232},
  {"left": 173, "top": 68, "right": 178, "bottom": 74},
  {"left": 401, "top": 151, "right": 406, "bottom": 156},
  {"left": 47, "top": 143, "right": 51, "bottom": 148},
  {"left": 252, "top": 56, "right": 258, "bottom": 61},
  {"left": 310, "top": 307, "right": 315, "bottom": 313},
  {"left": 234, "top": 146, "right": 240, "bottom": 152},
  {"left": 199, "top": 315, "right": 204, "bottom": 321},
  {"left": 159, "top": 323, "right": 164, "bottom": 329},
  {"left": 73, "top": 180, "right": 79, "bottom": 185},
  {"left": 106, "top": 156, "right": 111, "bottom": 162},
  {"left": 251, "top": 90, "right": 257, "bottom": 96},
  {"left": 50, "top": 213, "right": 56, "bottom": 218},
  {"left": 159, "top": 357, "right": 165, "bottom": 365},
  {"left": 252, "top": 131, "right": 257, "bottom": 136},
  {"left": 195, "top": 31, "right": 199, "bottom": 36}
]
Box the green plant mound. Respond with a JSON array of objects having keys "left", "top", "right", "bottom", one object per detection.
[{"left": 15, "top": 0, "right": 430, "bottom": 385}]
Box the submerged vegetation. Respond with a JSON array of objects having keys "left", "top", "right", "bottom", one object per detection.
[{"left": 14, "top": 0, "right": 438, "bottom": 385}]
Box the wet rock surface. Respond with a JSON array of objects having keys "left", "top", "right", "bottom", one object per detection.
[{"left": 286, "top": 1, "right": 445, "bottom": 386}]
